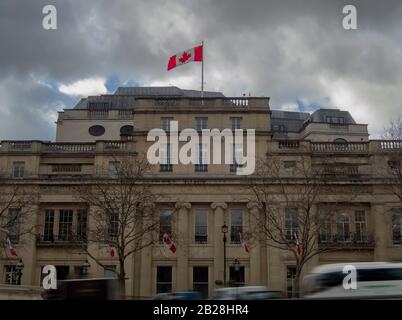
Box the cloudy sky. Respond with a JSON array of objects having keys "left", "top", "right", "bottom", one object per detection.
[{"left": 1, "top": 0, "right": 402, "bottom": 140}]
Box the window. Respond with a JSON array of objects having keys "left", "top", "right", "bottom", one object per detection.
[
  {"left": 284, "top": 208, "right": 298, "bottom": 241},
  {"left": 43, "top": 209, "right": 54, "bottom": 242},
  {"left": 159, "top": 210, "right": 172, "bottom": 242},
  {"left": 273, "top": 124, "right": 287, "bottom": 132},
  {"left": 108, "top": 209, "right": 119, "bottom": 240},
  {"left": 334, "top": 138, "right": 347, "bottom": 144},
  {"left": 160, "top": 144, "right": 172, "bottom": 172},
  {"left": 319, "top": 211, "right": 332, "bottom": 243},
  {"left": 120, "top": 125, "right": 134, "bottom": 136},
  {"left": 195, "top": 143, "right": 208, "bottom": 172},
  {"left": 88, "top": 125, "right": 105, "bottom": 136},
  {"left": 104, "top": 266, "right": 117, "bottom": 278},
  {"left": 161, "top": 117, "right": 174, "bottom": 131},
  {"left": 230, "top": 144, "right": 244, "bottom": 172},
  {"left": 195, "top": 210, "right": 208, "bottom": 243},
  {"left": 283, "top": 161, "right": 296, "bottom": 169},
  {"left": 230, "top": 209, "right": 243, "bottom": 243},
  {"left": 156, "top": 266, "right": 172, "bottom": 293},
  {"left": 229, "top": 266, "right": 245, "bottom": 286},
  {"left": 286, "top": 266, "right": 297, "bottom": 298},
  {"left": 336, "top": 213, "right": 351, "bottom": 242},
  {"left": 193, "top": 266, "right": 208, "bottom": 298},
  {"left": 355, "top": 210, "right": 367, "bottom": 242},
  {"left": 108, "top": 161, "right": 121, "bottom": 177},
  {"left": 391, "top": 209, "right": 402, "bottom": 244},
  {"left": 4, "top": 266, "right": 19, "bottom": 285},
  {"left": 58, "top": 210, "right": 73, "bottom": 241},
  {"left": 77, "top": 209, "right": 88, "bottom": 241},
  {"left": 196, "top": 117, "right": 208, "bottom": 131},
  {"left": 13, "top": 162, "right": 25, "bottom": 178},
  {"left": 326, "top": 116, "right": 345, "bottom": 124},
  {"left": 231, "top": 117, "right": 242, "bottom": 130},
  {"left": 8, "top": 208, "right": 21, "bottom": 242}
]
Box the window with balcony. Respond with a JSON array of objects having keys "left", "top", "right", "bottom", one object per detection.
[
  {"left": 285, "top": 208, "right": 298, "bottom": 241},
  {"left": 12, "top": 162, "right": 25, "bottom": 178},
  {"left": 230, "top": 209, "right": 243, "bottom": 243},
  {"left": 156, "top": 266, "right": 172, "bottom": 293},
  {"left": 336, "top": 213, "right": 351, "bottom": 242},
  {"left": 195, "top": 210, "right": 208, "bottom": 243},
  {"left": 159, "top": 209, "right": 172, "bottom": 242},
  {"left": 7, "top": 208, "right": 21, "bottom": 243},
  {"left": 58, "top": 210, "right": 73, "bottom": 241},
  {"left": 193, "top": 266, "right": 209, "bottom": 298},
  {"left": 355, "top": 210, "right": 367, "bottom": 242},
  {"left": 196, "top": 117, "right": 208, "bottom": 131},
  {"left": 391, "top": 208, "right": 402, "bottom": 244},
  {"left": 161, "top": 117, "right": 174, "bottom": 131}
]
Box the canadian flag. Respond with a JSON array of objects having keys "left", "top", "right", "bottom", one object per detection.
[
  {"left": 167, "top": 44, "right": 203, "bottom": 71},
  {"left": 6, "top": 238, "right": 17, "bottom": 257},
  {"left": 294, "top": 232, "right": 303, "bottom": 257},
  {"left": 239, "top": 232, "right": 251, "bottom": 253},
  {"left": 109, "top": 244, "right": 116, "bottom": 258},
  {"left": 162, "top": 233, "right": 177, "bottom": 253}
]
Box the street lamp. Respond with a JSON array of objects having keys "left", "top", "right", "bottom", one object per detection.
[
  {"left": 82, "top": 260, "right": 90, "bottom": 276},
  {"left": 221, "top": 224, "right": 228, "bottom": 286},
  {"left": 15, "top": 259, "right": 24, "bottom": 285}
]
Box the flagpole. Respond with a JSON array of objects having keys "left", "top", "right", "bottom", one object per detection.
[{"left": 201, "top": 40, "right": 204, "bottom": 101}]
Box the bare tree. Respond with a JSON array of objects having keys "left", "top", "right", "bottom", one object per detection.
[
  {"left": 382, "top": 116, "right": 402, "bottom": 140},
  {"left": 73, "top": 154, "right": 161, "bottom": 297},
  {"left": 248, "top": 156, "right": 354, "bottom": 298},
  {"left": 0, "top": 180, "right": 38, "bottom": 259}
]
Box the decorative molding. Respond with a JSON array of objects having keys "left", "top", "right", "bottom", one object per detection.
[
  {"left": 175, "top": 202, "right": 191, "bottom": 210},
  {"left": 210, "top": 202, "right": 228, "bottom": 210},
  {"left": 247, "top": 201, "right": 262, "bottom": 210}
]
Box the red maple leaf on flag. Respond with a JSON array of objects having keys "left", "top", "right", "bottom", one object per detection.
[{"left": 179, "top": 51, "right": 191, "bottom": 64}]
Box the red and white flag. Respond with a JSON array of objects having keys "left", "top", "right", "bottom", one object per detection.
[
  {"left": 239, "top": 232, "right": 251, "bottom": 253},
  {"left": 6, "top": 238, "right": 17, "bottom": 257},
  {"left": 109, "top": 244, "right": 116, "bottom": 258},
  {"left": 167, "top": 44, "right": 203, "bottom": 71},
  {"left": 162, "top": 233, "right": 177, "bottom": 253},
  {"left": 294, "top": 232, "right": 303, "bottom": 257}
]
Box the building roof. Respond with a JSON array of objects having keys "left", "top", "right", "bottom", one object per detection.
[
  {"left": 73, "top": 86, "right": 225, "bottom": 109},
  {"left": 308, "top": 109, "right": 356, "bottom": 124}
]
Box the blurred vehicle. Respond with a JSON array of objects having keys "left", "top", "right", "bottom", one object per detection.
[
  {"left": 302, "top": 262, "right": 402, "bottom": 299},
  {"left": 153, "top": 291, "right": 203, "bottom": 300},
  {"left": 210, "top": 286, "right": 284, "bottom": 300},
  {"left": 42, "top": 278, "right": 120, "bottom": 300}
]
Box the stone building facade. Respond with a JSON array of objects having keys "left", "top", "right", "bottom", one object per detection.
[{"left": 0, "top": 86, "right": 401, "bottom": 298}]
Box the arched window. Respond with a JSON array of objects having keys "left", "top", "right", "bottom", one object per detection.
[
  {"left": 336, "top": 213, "right": 350, "bottom": 242},
  {"left": 334, "top": 138, "right": 347, "bottom": 144}
]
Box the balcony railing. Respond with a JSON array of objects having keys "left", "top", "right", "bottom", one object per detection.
[
  {"left": 36, "top": 234, "right": 87, "bottom": 246},
  {"left": 278, "top": 141, "right": 300, "bottom": 149},
  {"left": 318, "top": 233, "right": 374, "bottom": 248},
  {"left": 44, "top": 143, "right": 96, "bottom": 152},
  {"left": 311, "top": 142, "right": 368, "bottom": 153}
]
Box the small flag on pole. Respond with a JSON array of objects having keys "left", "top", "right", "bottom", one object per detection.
[
  {"left": 167, "top": 44, "right": 203, "bottom": 71},
  {"left": 239, "top": 232, "right": 251, "bottom": 253},
  {"left": 109, "top": 244, "right": 116, "bottom": 258},
  {"left": 6, "top": 238, "right": 18, "bottom": 257},
  {"left": 294, "top": 232, "right": 303, "bottom": 257},
  {"left": 162, "top": 233, "right": 177, "bottom": 253}
]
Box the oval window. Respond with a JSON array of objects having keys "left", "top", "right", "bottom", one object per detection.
[
  {"left": 120, "top": 125, "right": 134, "bottom": 135},
  {"left": 88, "top": 125, "right": 105, "bottom": 136}
]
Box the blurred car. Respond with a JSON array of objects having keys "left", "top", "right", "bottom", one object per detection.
[
  {"left": 209, "top": 286, "right": 284, "bottom": 300},
  {"left": 302, "top": 262, "right": 402, "bottom": 299},
  {"left": 153, "top": 291, "right": 203, "bottom": 300}
]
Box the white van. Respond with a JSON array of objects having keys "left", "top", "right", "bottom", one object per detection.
[{"left": 302, "top": 262, "right": 402, "bottom": 299}]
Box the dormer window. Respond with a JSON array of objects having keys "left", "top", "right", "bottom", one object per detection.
[{"left": 326, "top": 116, "right": 345, "bottom": 124}]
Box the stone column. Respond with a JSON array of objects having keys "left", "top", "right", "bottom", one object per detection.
[
  {"left": 211, "top": 202, "right": 227, "bottom": 288},
  {"left": 247, "top": 202, "right": 263, "bottom": 286},
  {"left": 372, "top": 204, "right": 388, "bottom": 261},
  {"left": 139, "top": 204, "right": 155, "bottom": 298},
  {"left": 175, "top": 202, "right": 191, "bottom": 291}
]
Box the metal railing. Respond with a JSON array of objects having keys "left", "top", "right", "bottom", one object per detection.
[{"left": 318, "top": 233, "right": 374, "bottom": 248}]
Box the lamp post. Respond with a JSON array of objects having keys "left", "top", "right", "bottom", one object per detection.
[
  {"left": 221, "top": 224, "right": 228, "bottom": 286},
  {"left": 15, "top": 259, "right": 24, "bottom": 285}
]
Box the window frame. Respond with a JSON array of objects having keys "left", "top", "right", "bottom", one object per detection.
[
  {"left": 194, "top": 209, "right": 208, "bottom": 244},
  {"left": 12, "top": 161, "right": 25, "bottom": 178},
  {"left": 230, "top": 209, "right": 243, "bottom": 244}
]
